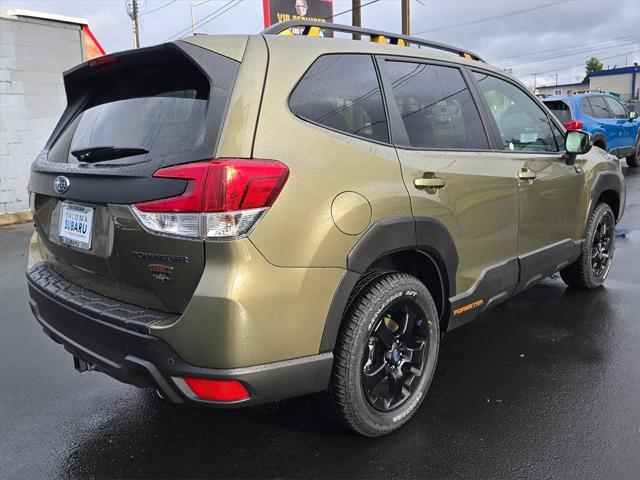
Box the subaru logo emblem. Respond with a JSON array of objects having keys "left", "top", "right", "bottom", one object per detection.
[{"left": 53, "top": 176, "right": 70, "bottom": 194}]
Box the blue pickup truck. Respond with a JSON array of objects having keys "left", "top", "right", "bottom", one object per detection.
[{"left": 542, "top": 92, "right": 639, "bottom": 167}]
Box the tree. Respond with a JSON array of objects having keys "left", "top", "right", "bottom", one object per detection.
[{"left": 586, "top": 57, "right": 604, "bottom": 74}]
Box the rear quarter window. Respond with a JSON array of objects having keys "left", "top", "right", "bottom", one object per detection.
[{"left": 289, "top": 54, "right": 389, "bottom": 143}]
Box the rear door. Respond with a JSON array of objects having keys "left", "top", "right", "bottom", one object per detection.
[
  {"left": 588, "top": 95, "right": 621, "bottom": 150},
  {"left": 379, "top": 58, "right": 519, "bottom": 324},
  {"left": 472, "top": 71, "right": 586, "bottom": 290},
  {"left": 29, "top": 42, "right": 240, "bottom": 313}
]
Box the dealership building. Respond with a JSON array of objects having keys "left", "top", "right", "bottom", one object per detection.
[{"left": 537, "top": 65, "right": 640, "bottom": 104}]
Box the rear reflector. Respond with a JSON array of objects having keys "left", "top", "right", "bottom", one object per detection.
[
  {"left": 563, "top": 120, "right": 584, "bottom": 131},
  {"left": 183, "top": 377, "right": 250, "bottom": 402},
  {"left": 132, "top": 158, "right": 289, "bottom": 239}
]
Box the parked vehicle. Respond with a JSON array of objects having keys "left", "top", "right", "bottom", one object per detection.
[
  {"left": 26, "top": 21, "right": 626, "bottom": 436},
  {"left": 542, "top": 92, "right": 640, "bottom": 166}
]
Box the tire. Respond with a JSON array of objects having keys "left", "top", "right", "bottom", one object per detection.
[
  {"left": 560, "top": 203, "right": 616, "bottom": 289},
  {"left": 626, "top": 137, "right": 640, "bottom": 167},
  {"left": 321, "top": 271, "right": 440, "bottom": 436}
]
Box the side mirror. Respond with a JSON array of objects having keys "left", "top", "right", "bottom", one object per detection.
[
  {"left": 563, "top": 130, "right": 591, "bottom": 165},
  {"left": 630, "top": 111, "right": 638, "bottom": 121}
]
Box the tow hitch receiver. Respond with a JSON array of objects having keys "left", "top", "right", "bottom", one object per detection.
[{"left": 73, "top": 356, "right": 95, "bottom": 373}]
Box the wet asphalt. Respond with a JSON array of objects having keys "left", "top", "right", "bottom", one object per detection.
[{"left": 1, "top": 167, "right": 639, "bottom": 480}]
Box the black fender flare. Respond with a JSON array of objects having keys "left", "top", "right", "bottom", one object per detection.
[
  {"left": 319, "top": 216, "right": 458, "bottom": 352},
  {"left": 589, "top": 171, "right": 624, "bottom": 221},
  {"left": 591, "top": 132, "right": 607, "bottom": 150}
]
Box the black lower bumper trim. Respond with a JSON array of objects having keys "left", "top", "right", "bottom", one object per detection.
[{"left": 27, "top": 277, "right": 333, "bottom": 407}]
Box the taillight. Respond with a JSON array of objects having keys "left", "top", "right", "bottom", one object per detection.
[
  {"left": 183, "top": 377, "right": 250, "bottom": 402},
  {"left": 131, "top": 158, "right": 289, "bottom": 239},
  {"left": 563, "top": 120, "right": 584, "bottom": 131}
]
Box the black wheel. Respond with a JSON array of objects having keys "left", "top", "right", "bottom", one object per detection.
[
  {"left": 321, "top": 271, "right": 439, "bottom": 436},
  {"left": 626, "top": 137, "right": 639, "bottom": 167},
  {"left": 560, "top": 203, "right": 616, "bottom": 289}
]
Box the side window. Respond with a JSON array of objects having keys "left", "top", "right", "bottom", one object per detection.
[
  {"left": 289, "top": 54, "right": 388, "bottom": 143},
  {"left": 580, "top": 98, "right": 594, "bottom": 117},
  {"left": 385, "top": 61, "right": 489, "bottom": 149},
  {"left": 604, "top": 97, "right": 628, "bottom": 119},
  {"left": 589, "top": 96, "right": 613, "bottom": 119},
  {"left": 551, "top": 122, "right": 565, "bottom": 151},
  {"left": 473, "top": 72, "right": 558, "bottom": 152}
]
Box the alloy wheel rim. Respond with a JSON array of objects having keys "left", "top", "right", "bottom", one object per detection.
[
  {"left": 591, "top": 213, "right": 614, "bottom": 278},
  {"left": 361, "top": 300, "right": 431, "bottom": 412}
]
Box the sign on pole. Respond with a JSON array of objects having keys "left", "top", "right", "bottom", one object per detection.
[{"left": 263, "top": 0, "right": 334, "bottom": 28}]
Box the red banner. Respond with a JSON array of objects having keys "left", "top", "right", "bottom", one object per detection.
[{"left": 82, "top": 25, "right": 105, "bottom": 60}]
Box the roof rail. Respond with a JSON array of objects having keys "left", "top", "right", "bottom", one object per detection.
[{"left": 261, "top": 20, "right": 485, "bottom": 63}]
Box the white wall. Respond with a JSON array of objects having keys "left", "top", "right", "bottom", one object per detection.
[
  {"left": 0, "top": 15, "right": 82, "bottom": 214},
  {"left": 589, "top": 73, "right": 634, "bottom": 99}
]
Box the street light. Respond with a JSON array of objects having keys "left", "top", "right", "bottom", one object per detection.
[{"left": 191, "top": 0, "right": 212, "bottom": 35}]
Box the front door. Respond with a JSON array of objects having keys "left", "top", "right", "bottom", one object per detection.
[
  {"left": 378, "top": 58, "right": 519, "bottom": 327},
  {"left": 604, "top": 96, "right": 637, "bottom": 152},
  {"left": 472, "top": 71, "right": 587, "bottom": 289}
]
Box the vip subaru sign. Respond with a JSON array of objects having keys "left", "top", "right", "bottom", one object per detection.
[{"left": 263, "top": 0, "right": 334, "bottom": 27}]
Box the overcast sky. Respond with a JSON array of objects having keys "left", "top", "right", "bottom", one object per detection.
[{"left": 4, "top": 0, "right": 640, "bottom": 88}]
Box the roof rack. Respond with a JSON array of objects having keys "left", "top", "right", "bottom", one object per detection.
[
  {"left": 571, "top": 89, "right": 604, "bottom": 95},
  {"left": 261, "top": 20, "right": 485, "bottom": 63}
]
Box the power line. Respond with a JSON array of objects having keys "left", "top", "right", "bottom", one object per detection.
[
  {"left": 491, "top": 34, "right": 638, "bottom": 64},
  {"left": 165, "top": 0, "right": 242, "bottom": 41},
  {"left": 414, "top": 0, "right": 570, "bottom": 35},
  {"left": 517, "top": 49, "right": 639, "bottom": 77},
  {"left": 167, "top": 0, "right": 239, "bottom": 40},
  {"left": 500, "top": 38, "right": 639, "bottom": 68},
  {"left": 141, "top": 0, "right": 177, "bottom": 16},
  {"left": 328, "top": 0, "right": 381, "bottom": 21}
]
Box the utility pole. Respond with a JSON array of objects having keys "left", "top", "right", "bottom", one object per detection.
[
  {"left": 352, "top": 0, "right": 361, "bottom": 40},
  {"left": 401, "top": 0, "right": 410, "bottom": 35},
  {"left": 191, "top": 0, "right": 212, "bottom": 35},
  {"left": 126, "top": 0, "right": 141, "bottom": 48},
  {"left": 555, "top": 74, "right": 558, "bottom": 86},
  {"left": 532, "top": 72, "right": 537, "bottom": 93}
]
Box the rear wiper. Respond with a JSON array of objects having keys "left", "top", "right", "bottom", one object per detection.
[{"left": 71, "top": 145, "right": 149, "bottom": 163}]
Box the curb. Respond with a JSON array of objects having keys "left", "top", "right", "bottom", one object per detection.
[{"left": 0, "top": 210, "right": 34, "bottom": 227}]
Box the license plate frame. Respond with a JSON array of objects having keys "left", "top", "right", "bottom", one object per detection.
[{"left": 59, "top": 202, "right": 94, "bottom": 250}]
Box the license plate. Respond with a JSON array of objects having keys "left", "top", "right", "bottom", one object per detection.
[{"left": 59, "top": 202, "right": 94, "bottom": 250}]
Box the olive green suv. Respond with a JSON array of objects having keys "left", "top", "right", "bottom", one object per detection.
[{"left": 26, "top": 21, "right": 625, "bottom": 436}]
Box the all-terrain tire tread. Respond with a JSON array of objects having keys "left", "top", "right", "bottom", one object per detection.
[
  {"left": 320, "top": 271, "right": 437, "bottom": 436},
  {"left": 560, "top": 203, "right": 614, "bottom": 289}
]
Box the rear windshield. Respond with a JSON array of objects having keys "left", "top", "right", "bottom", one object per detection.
[
  {"left": 48, "top": 46, "right": 236, "bottom": 166},
  {"left": 543, "top": 100, "right": 572, "bottom": 123}
]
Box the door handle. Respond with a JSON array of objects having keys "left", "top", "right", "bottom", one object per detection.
[
  {"left": 414, "top": 175, "right": 446, "bottom": 190},
  {"left": 517, "top": 168, "right": 537, "bottom": 181}
]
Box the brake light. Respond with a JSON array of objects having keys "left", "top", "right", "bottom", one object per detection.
[
  {"left": 88, "top": 54, "right": 118, "bottom": 67},
  {"left": 132, "top": 158, "right": 289, "bottom": 239},
  {"left": 563, "top": 120, "right": 583, "bottom": 131},
  {"left": 183, "top": 377, "right": 250, "bottom": 402}
]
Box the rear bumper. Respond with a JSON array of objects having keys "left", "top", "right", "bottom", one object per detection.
[{"left": 27, "top": 264, "right": 332, "bottom": 407}]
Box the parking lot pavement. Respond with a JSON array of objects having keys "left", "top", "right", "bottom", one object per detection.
[{"left": 1, "top": 167, "right": 639, "bottom": 480}]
